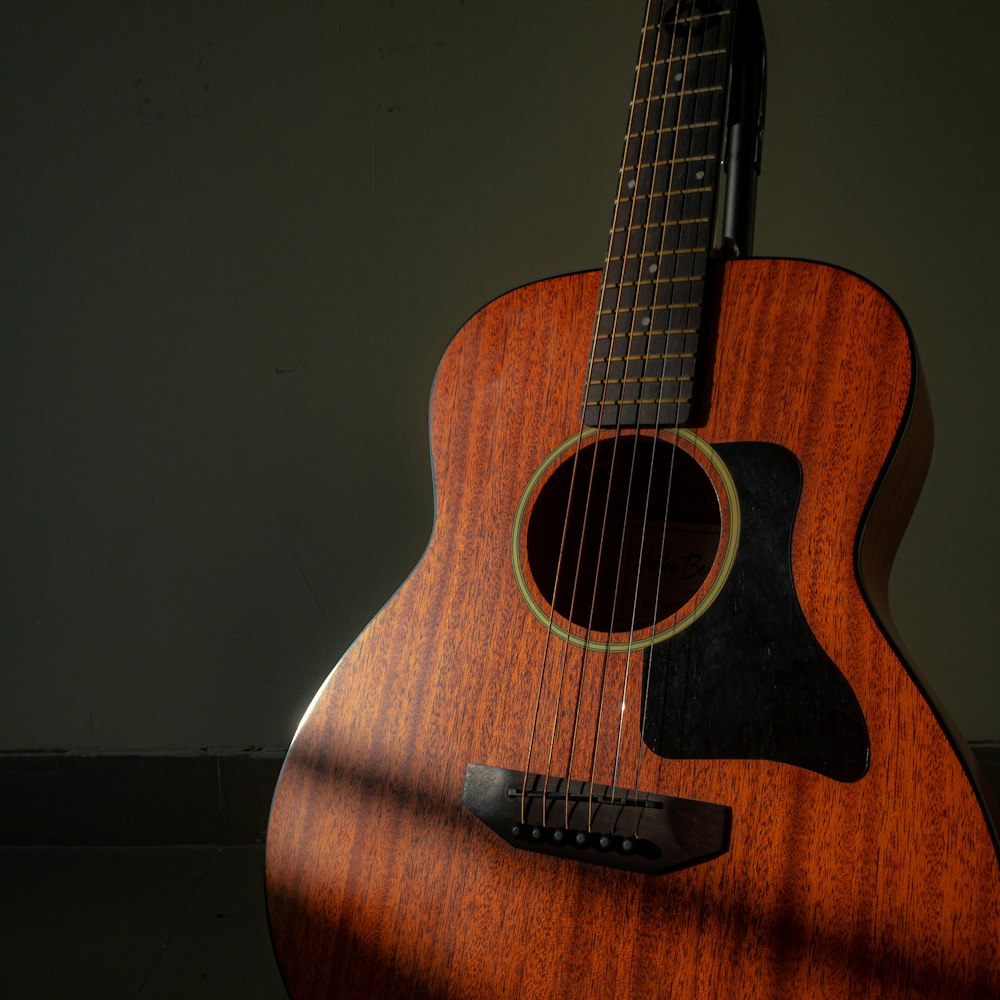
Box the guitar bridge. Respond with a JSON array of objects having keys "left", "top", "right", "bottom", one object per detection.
[{"left": 462, "top": 764, "right": 730, "bottom": 875}]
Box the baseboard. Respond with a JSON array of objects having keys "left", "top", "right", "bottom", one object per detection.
[
  {"left": 0, "top": 752, "right": 285, "bottom": 846},
  {"left": 1, "top": 747, "right": 996, "bottom": 846}
]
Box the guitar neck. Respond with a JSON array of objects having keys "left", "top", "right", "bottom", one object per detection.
[{"left": 584, "top": 1, "right": 736, "bottom": 429}]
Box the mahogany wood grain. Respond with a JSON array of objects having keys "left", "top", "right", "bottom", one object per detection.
[{"left": 266, "top": 260, "right": 1000, "bottom": 999}]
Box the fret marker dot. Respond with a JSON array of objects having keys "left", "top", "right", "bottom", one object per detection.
[
  {"left": 641, "top": 316, "right": 651, "bottom": 328},
  {"left": 696, "top": 170, "right": 705, "bottom": 180},
  {"left": 674, "top": 72, "right": 683, "bottom": 82},
  {"left": 648, "top": 263, "right": 658, "bottom": 274},
  {"left": 627, "top": 179, "right": 636, "bottom": 190}
]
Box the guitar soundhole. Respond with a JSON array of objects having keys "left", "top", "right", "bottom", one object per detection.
[{"left": 525, "top": 435, "right": 721, "bottom": 635}]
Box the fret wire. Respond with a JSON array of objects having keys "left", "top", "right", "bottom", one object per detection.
[
  {"left": 593, "top": 345, "right": 698, "bottom": 361},
  {"left": 592, "top": 331, "right": 699, "bottom": 342},
  {"left": 599, "top": 302, "right": 702, "bottom": 315},
  {"left": 625, "top": 154, "right": 715, "bottom": 170},
  {"left": 611, "top": 217, "right": 710, "bottom": 234},
  {"left": 633, "top": 84, "right": 724, "bottom": 101},
  {"left": 636, "top": 48, "right": 728, "bottom": 70},
  {"left": 597, "top": 356, "right": 698, "bottom": 368},
  {"left": 591, "top": 396, "right": 693, "bottom": 407},
  {"left": 594, "top": 326, "right": 701, "bottom": 344},
  {"left": 618, "top": 186, "right": 713, "bottom": 202},
  {"left": 664, "top": 9, "right": 732, "bottom": 27},
  {"left": 626, "top": 121, "right": 721, "bottom": 138},
  {"left": 593, "top": 325, "right": 699, "bottom": 334},
  {"left": 609, "top": 276, "right": 704, "bottom": 289},
  {"left": 589, "top": 376, "right": 694, "bottom": 386}
]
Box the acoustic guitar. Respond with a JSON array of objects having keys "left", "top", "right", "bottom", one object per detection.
[{"left": 266, "top": 2, "right": 1000, "bottom": 996}]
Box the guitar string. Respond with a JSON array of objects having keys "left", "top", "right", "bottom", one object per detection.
[
  {"left": 518, "top": 0, "right": 661, "bottom": 829},
  {"left": 544, "top": 0, "right": 672, "bottom": 830},
  {"left": 616, "top": 16, "right": 703, "bottom": 833},
  {"left": 565, "top": 0, "right": 708, "bottom": 833},
  {"left": 563, "top": 0, "right": 688, "bottom": 833},
  {"left": 566, "top": 0, "right": 681, "bottom": 829},
  {"left": 519, "top": 392, "right": 605, "bottom": 825},
  {"left": 625, "top": 4, "right": 735, "bottom": 838},
  {"left": 520, "top": 0, "right": 722, "bottom": 834},
  {"left": 592, "top": 0, "right": 703, "bottom": 832}
]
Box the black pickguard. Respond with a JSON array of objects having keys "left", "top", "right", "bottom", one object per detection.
[{"left": 642, "top": 442, "right": 870, "bottom": 782}]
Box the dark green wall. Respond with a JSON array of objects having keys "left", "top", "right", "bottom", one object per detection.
[{"left": 2, "top": 1, "right": 997, "bottom": 750}]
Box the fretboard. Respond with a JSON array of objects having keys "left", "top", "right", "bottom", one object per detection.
[{"left": 583, "top": 1, "right": 735, "bottom": 428}]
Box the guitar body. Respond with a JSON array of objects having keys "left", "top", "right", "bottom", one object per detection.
[{"left": 266, "top": 260, "right": 1000, "bottom": 999}]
